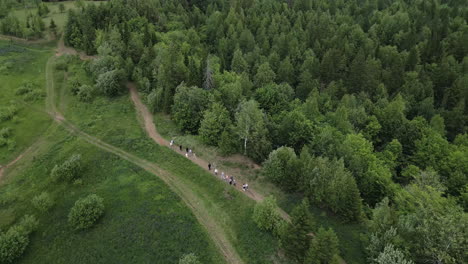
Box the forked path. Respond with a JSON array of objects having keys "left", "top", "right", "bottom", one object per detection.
[{"left": 46, "top": 57, "right": 243, "bottom": 264}]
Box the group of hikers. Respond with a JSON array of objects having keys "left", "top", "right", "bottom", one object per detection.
[{"left": 170, "top": 139, "right": 249, "bottom": 192}]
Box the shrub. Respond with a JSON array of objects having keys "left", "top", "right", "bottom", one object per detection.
[
  {"left": 68, "top": 78, "right": 82, "bottom": 95},
  {"left": 0, "top": 105, "right": 18, "bottom": 122},
  {"left": 32, "top": 192, "right": 54, "bottom": 212},
  {"left": 51, "top": 154, "right": 82, "bottom": 182},
  {"left": 179, "top": 253, "right": 201, "bottom": 264},
  {"left": 253, "top": 195, "right": 281, "bottom": 232},
  {"left": 0, "top": 226, "right": 29, "bottom": 263},
  {"left": 0, "top": 215, "right": 38, "bottom": 263},
  {"left": 0, "top": 127, "right": 12, "bottom": 138},
  {"left": 68, "top": 194, "right": 104, "bottom": 230},
  {"left": 77, "top": 85, "right": 95, "bottom": 102}
]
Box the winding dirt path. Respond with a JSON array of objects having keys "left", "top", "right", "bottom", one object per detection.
[
  {"left": 128, "top": 81, "right": 353, "bottom": 264},
  {"left": 46, "top": 57, "right": 243, "bottom": 264},
  {"left": 127, "top": 83, "right": 292, "bottom": 220}
]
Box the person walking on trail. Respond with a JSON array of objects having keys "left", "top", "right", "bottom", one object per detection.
[
  {"left": 189, "top": 149, "right": 192, "bottom": 156},
  {"left": 214, "top": 168, "right": 218, "bottom": 176},
  {"left": 186, "top": 147, "right": 189, "bottom": 153},
  {"left": 208, "top": 163, "right": 211, "bottom": 170},
  {"left": 242, "top": 183, "right": 249, "bottom": 191},
  {"left": 221, "top": 171, "right": 225, "bottom": 179},
  {"left": 229, "top": 176, "right": 233, "bottom": 185},
  {"left": 170, "top": 139, "right": 174, "bottom": 147},
  {"left": 233, "top": 178, "right": 236, "bottom": 186},
  {"left": 179, "top": 145, "right": 182, "bottom": 151},
  {"left": 185, "top": 153, "right": 189, "bottom": 158}
]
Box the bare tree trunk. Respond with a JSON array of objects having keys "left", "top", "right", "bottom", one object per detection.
[{"left": 244, "top": 137, "right": 248, "bottom": 155}]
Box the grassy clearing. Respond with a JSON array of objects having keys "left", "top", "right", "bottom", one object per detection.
[
  {"left": 12, "top": 1, "right": 101, "bottom": 34},
  {"left": 58, "top": 59, "right": 281, "bottom": 263},
  {"left": 0, "top": 41, "right": 52, "bottom": 164},
  {"left": 0, "top": 124, "right": 225, "bottom": 264},
  {"left": 153, "top": 99, "right": 367, "bottom": 263}
]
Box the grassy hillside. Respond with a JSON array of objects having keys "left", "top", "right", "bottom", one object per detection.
[
  {"left": 57, "top": 58, "right": 282, "bottom": 263},
  {"left": 0, "top": 41, "right": 52, "bottom": 164},
  {"left": 0, "top": 123, "right": 225, "bottom": 264}
]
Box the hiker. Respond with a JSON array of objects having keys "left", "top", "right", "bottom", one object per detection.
[
  {"left": 208, "top": 163, "right": 211, "bottom": 170},
  {"left": 179, "top": 145, "right": 182, "bottom": 151},
  {"left": 233, "top": 179, "right": 236, "bottom": 186},
  {"left": 214, "top": 168, "right": 218, "bottom": 176},
  {"left": 189, "top": 149, "right": 192, "bottom": 156},
  {"left": 186, "top": 147, "right": 189, "bottom": 153},
  {"left": 221, "top": 171, "right": 225, "bottom": 179},
  {"left": 229, "top": 176, "right": 233, "bottom": 185},
  {"left": 242, "top": 183, "right": 249, "bottom": 191},
  {"left": 170, "top": 139, "right": 174, "bottom": 147}
]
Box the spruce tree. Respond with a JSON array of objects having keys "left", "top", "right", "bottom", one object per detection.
[{"left": 281, "top": 198, "right": 314, "bottom": 263}]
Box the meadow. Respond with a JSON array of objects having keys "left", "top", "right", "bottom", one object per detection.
[
  {"left": 57, "top": 57, "right": 282, "bottom": 263},
  {"left": 0, "top": 40, "right": 52, "bottom": 164},
  {"left": 0, "top": 124, "right": 224, "bottom": 264},
  {"left": 11, "top": 1, "right": 101, "bottom": 34}
]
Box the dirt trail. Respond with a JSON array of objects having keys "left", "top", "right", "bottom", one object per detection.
[
  {"left": 55, "top": 35, "right": 96, "bottom": 60},
  {"left": 46, "top": 57, "right": 243, "bottom": 264},
  {"left": 128, "top": 82, "right": 352, "bottom": 264},
  {"left": 0, "top": 147, "right": 33, "bottom": 181},
  {"left": 127, "top": 84, "right": 293, "bottom": 220}
]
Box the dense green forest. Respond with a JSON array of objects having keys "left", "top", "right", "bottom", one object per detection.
[
  {"left": 1, "top": 0, "right": 467, "bottom": 263},
  {"left": 61, "top": 0, "right": 467, "bottom": 263}
]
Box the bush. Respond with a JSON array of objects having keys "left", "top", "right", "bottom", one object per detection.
[
  {"left": 95, "top": 69, "right": 125, "bottom": 96},
  {"left": 179, "top": 253, "right": 201, "bottom": 264},
  {"left": 253, "top": 196, "right": 281, "bottom": 232},
  {"left": 0, "top": 226, "right": 29, "bottom": 263},
  {"left": 32, "top": 192, "right": 54, "bottom": 212},
  {"left": 51, "top": 154, "right": 82, "bottom": 182},
  {"left": 0, "top": 127, "right": 12, "bottom": 138},
  {"left": 68, "top": 194, "right": 104, "bottom": 230},
  {"left": 68, "top": 78, "right": 82, "bottom": 95},
  {"left": 0, "top": 215, "right": 38, "bottom": 263},
  {"left": 0, "top": 105, "right": 18, "bottom": 122},
  {"left": 77, "top": 85, "right": 95, "bottom": 102}
]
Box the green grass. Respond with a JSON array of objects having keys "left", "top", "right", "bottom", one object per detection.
[
  {"left": 59, "top": 59, "right": 282, "bottom": 263},
  {"left": 12, "top": 1, "right": 101, "bottom": 34},
  {"left": 153, "top": 91, "right": 368, "bottom": 264},
  {"left": 0, "top": 41, "right": 52, "bottom": 164},
  {"left": 0, "top": 125, "right": 225, "bottom": 264}
]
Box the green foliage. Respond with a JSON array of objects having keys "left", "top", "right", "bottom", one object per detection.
[
  {"left": 68, "top": 194, "right": 105, "bottom": 230},
  {"left": 95, "top": 69, "right": 125, "bottom": 97},
  {"left": 252, "top": 196, "right": 281, "bottom": 232},
  {"left": 235, "top": 100, "right": 271, "bottom": 162},
  {"left": 76, "top": 84, "right": 95, "bottom": 102},
  {"left": 0, "top": 215, "right": 38, "bottom": 263},
  {"left": 305, "top": 227, "right": 340, "bottom": 264},
  {"left": 32, "top": 192, "right": 54, "bottom": 212},
  {"left": 281, "top": 199, "right": 314, "bottom": 263},
  {"left": 374, "top": 244, "right": 414, "bottom": 264},
  {"left": 262, "top": 147, "right": 298, "bottom": 191},
  {"left": 178, "top": 253, "right": 201, "bottom": 264},
  {"left": 50, "top": 154, "right": 82, "bottom": 182},
  {"left": 172, "top": 84, "right": 212, "bottom": 134},
  {"left": 199, "top": 103, "right": 231, "bottom": 146},
  {"left": 0, "top": 105, "right": 18, "bottom": 122}
]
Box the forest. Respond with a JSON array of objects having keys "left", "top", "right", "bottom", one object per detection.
[{"left": 0, "top": 0, "right": 467, "bottom": 263}]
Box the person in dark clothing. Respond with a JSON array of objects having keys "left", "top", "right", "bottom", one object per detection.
[
  {"left": 229, "top": 176, "right": 233, "bottom": 185},
  {"left": 186, "top": 147, "right": 189, "bottom": 153},
  {"left": 208, "top": 163, "right": 212, "bottom": 170},
  {"left": 179, "top": 145, "right": 182, "bottom": 151}
]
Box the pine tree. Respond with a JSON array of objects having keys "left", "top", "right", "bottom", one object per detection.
[
  {"left": 305, "top": 227, "right": 340, "bottom": 264},
  {"left": 281, "top": 198, "right": 315, "bottom": 263}
]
